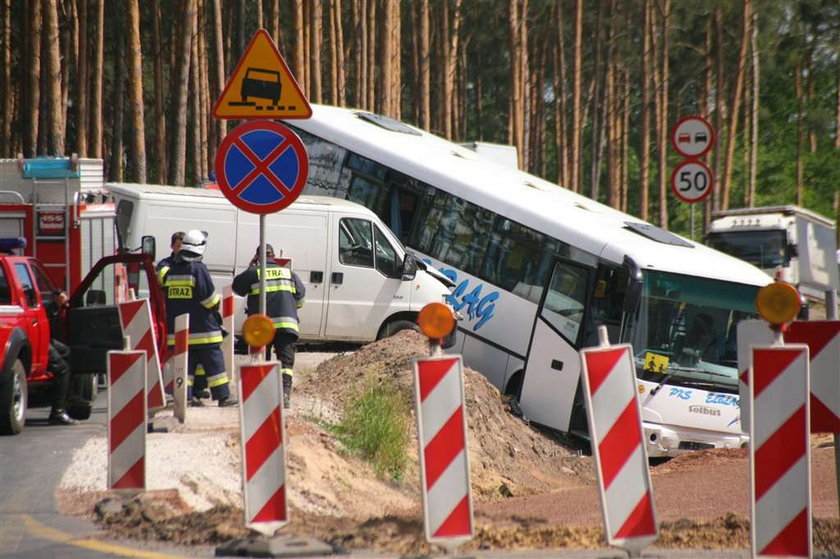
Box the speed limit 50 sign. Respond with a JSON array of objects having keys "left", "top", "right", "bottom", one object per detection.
[{"left": 670, "top": 160, "right": 714, "bottom": 204}]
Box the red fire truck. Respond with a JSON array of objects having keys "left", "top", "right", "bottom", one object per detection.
[
  {"left": 0, "top": 155, "right": 115, "bottom": 292},
  {"left": 0, "top": 156, "right": 166, "bottom": 434}
]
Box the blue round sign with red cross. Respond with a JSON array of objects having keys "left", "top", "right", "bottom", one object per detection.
[{"left": 214, "top": 120, "right": 309, "bottom": 214}]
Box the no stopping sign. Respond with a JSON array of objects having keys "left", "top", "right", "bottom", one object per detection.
[{"left": 670, "top": 160, "right": 714, "bottom": 204}]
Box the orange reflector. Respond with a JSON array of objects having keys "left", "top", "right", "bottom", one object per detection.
[
  {"left": 417, "top": 302, "right": 455, "bottom": 339},
  {"left": 242, "top": 314, "right": 275, "bottom": 347},
  {"left": 755, "top": 282, "right": 801, "bottom": 326}
]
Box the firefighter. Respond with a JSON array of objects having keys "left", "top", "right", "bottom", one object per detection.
[
  {"left": 232, "top": 244, "right": 305, "bottom": 408},
  {"left": 161, "top": 229, "right": 236, "bottom": 407}
]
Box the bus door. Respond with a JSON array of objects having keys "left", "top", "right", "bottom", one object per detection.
[{"left": 519, "top": 258, "right": 592, "bottom": 433}]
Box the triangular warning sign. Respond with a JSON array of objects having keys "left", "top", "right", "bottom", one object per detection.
[{"left": 213, "top": 29, "right": 312, "bottom": 120}]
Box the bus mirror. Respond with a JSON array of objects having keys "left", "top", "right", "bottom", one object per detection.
[
  {"left": 402, "top": 253, "right": 417, "bottom": 280},
  {"left": 622, "top": 256, "right": 643, "bottom": 314},
  {"left": 141, "top": 235, "right": 156, "bottom": 259}
]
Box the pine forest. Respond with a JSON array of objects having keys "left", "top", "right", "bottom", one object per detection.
[{"left": 0, "top": 0, "right": 838, "bottom": 237}]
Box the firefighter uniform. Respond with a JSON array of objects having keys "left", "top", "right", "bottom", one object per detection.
[
  {"left": 232, "top": 250, "right": 305, "bottom": 407},
  {"left": 163, "top": 257, "right": 234, "bottom": 406}
]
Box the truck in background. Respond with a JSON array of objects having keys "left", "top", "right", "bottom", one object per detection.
[
  {"left": 706, "top": 205, "right": 838, "bottom": 304},
  {"left": 105, "top": 183, "right": 456, "bottom": 346},
  {"left": 0, "top": 156, "right": 114, "bottom": 292}
]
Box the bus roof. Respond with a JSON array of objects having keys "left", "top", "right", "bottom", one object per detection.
[{"left": 289, "top": 104, "right": 771, "bottom": 288}]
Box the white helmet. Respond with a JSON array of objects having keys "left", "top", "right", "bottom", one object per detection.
[{"left": 179, "top": 229, "right": 208, "bottom": 261}]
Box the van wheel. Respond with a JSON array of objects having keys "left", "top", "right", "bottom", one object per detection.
[
  {"left": 377, "top": 320, "right": 421, "bottom": 340},
  {"left": 66, "top": 375, "right": 96, "bottom": 421},
  {"left": 0, "top": 360, "right": 27, "bottom": 435}
]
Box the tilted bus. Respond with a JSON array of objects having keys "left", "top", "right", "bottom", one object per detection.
[{"left": 284, "top": 105, "right": 772, "bottom": 457}]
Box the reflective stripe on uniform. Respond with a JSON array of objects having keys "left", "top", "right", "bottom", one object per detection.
[
  {"left": 201, "top": 293, "right": 221, "bottom": 309},
  {"left": 281, "top": 368, "right": 294, "bottom": 377},
  {"left": 206, "top": 371, "right": 229, "bottom": 388},
  {"left": 273, "top": 316, "right": 299, "bottom": 332},
  {"left": 157, "top": 266, "right": 170, "bottom": 283},
  {"left": 188, "top": 330, "right": 223, "bottom": 345},
  {"left": 296, "top": 300, "right": 304, "bottom": 309},
  {"left": 164, "top": 275, "right": 196, "bottom": 286}
]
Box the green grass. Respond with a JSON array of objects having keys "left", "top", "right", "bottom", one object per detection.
[{"left": 334, "top": 375, "right": 411, "bottom": 481}]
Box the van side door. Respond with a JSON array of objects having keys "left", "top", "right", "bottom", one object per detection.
[{"left": 12, "top": 261, "right": 50, "bottom": 374}]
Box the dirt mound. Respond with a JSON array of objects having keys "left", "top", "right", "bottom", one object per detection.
[{"left": 298, "top": 330, "right": 594, "bottom": 499}]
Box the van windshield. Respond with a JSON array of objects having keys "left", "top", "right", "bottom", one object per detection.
[
  {"left": 706, "top": 229, "right": 788, "bottom": 269},
  {"left": 627, "top": 270, "right": 760, "bottom": 393}
]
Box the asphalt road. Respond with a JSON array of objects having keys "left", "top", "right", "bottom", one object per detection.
[{"left": 0, "top": 389, "right": 212, "bottom": 559}]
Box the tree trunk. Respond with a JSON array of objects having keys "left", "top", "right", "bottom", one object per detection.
[
  {"left": 639, "top": 0, "right": 651, "bottom": 221},
  {"left": 379, "top": 0, "right": 394, "bottom": 115},
  {"left": 508, "top": 0, "right": 525, "bottom": 164},
  {"left": 309, "top": 0, "right": 322, "bottom": 103},
  {"left": 110, "top": 32, "right": 125, "bottom": 182},
  {"left": 570, "top": 0, "right": 583, "bottom": 193},
  {"left": 795, "top": 62, "right": 804, "bottom": 205},
  {"left": 553, "top": 2, "right": 569, "bottom": 187},
  {"left": 89, "top": 0, "right": 103, "bottom": 158},
  {"left": 293, "top": 0, "right": 305, "bottom": 87},
  {"left": 0, "top": 0, "right": 9, "bottom": 156},
  {"left": 269, "top": 0, "right": 280, "bottom": 45},
  {"left": 589, "top": 2, "right": 603, "bottom": 201},
  {"left": 365, "top": 0, "right": 375, "bottom": 110},
  {"left": 211, "top": 0, "right": 226, "bottom": 149},
  {"left": 444, "top": 0, "right": 462, "bottom": 138},
  {"left": 720, "top": 0, "right": 751, "bottom": 211},
  {"left": 418, "top": 0, "right": 430, "bottom": 130},
  {"left": 713, "top": 6, "right": 725, "bottom": 212},
  {"left": 655, "top": 0, "right": 670, "bottom": 229},
  {"left": 390, "top": 0, "right": 401, "bottom": 121},
  {"left": 151, "top": 1, "right": 166, "bottom": 183},
  {"left": 126, "top": 0, "right": 146, "bottom": 182},
  {"left": 190, "top": 21, "right": 201, "bottom": 185},
  {"left": 43, "top": 0, "right": 63, "bottom": 155},
  {"left": 352, "top": 0, "right": 365, "bottom": 108},
  {"left": 169, "top": 0, "right": 196, "bottom": 186},
  {"left": 61, "top": 0, "right": 75, "bottom": 135},
  {"left": 75, "top": 0, "right": 88, "bottom": 157},
  {"left": 748, "top": 6, "right": 759, "bottom": 206}
]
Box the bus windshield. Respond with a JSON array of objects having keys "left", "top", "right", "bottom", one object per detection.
[
  {"left": 705, "top": 229, "right": 788, "bottom": 269},
  {"left": 628, "top": 270, "right": 760, "bottom": 392}
]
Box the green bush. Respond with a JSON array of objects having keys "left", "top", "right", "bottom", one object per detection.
[{"left": 335, "top": 375, "right": 411, "bottom": 481}]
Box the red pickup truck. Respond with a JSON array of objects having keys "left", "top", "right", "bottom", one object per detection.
[{"left": 0, "top": 245, "right": 165, "bottom": 435}]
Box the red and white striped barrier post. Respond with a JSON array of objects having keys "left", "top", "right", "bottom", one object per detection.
[
  {"left": 580, "top": 327, "right": 657, "bottom": 556},
  {"left": 750, "top": 344, "right": 811, "bottom": 557},
  {"left": 118, "top": 299, "right": 166, "bottom": 413},
  {"left": 222, "top": 285, "right": 235, "bottom": 383},
  {"left": 239, "top": 363, "right": 288, "bottom": 535},
  {"left": 786, "top": 321, "right": 840, "bottom": 432},
  {"left": 107, "top": 349, "right": 147, "bottom": 490},
  {"left": 170, "top": 314, "right": 189, "bottom": 423},
  {"left": 413, "top": 355, "right": 473, "bottom": 550}
]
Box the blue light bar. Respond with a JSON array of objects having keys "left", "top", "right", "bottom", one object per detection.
[
  {"left": 0, "top": 237, "right": 26, "bottom": 253},
  {"left": 21, "top": 157, "right": 80, "bottom": 179}
]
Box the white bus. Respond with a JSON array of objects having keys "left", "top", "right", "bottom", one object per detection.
[{"left": 285, "top": 105, "right": 772, "bottom": 457}]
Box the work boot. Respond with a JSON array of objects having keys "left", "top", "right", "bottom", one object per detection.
[
  {"left": 189, "top": 397, "right": 205, "bottom": 407},
  {"left": 197, "top": 389, "right": 211, "bottom": 399},
  {"left": 48, "top": 409, "right": 78, "bottom": 425},
  {"left": 218, "top": 396, "right": 238, "bottom": 408},
  {"left": 282, "top": 374, "right": 293, "bottom": 409}
]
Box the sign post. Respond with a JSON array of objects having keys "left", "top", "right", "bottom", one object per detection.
[
  {"left": 669, "top": 115, "right": 715, "bottom": 240},
  {"left": 211, "top": 30, "right": 313, "bottom": 554}
]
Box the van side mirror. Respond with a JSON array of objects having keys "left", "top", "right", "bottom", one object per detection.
[
  {"left": 402, "top": 253, "right": 417, "bottom": 281},
  {"left": 141, "top": 235, "right": 156, "bottom": 259}
]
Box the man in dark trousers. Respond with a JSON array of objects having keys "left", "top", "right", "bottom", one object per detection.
[
  {"left": 232, "top": 244, "right": 305, "bottom": 408},
  {"left": 45, "top": 290, "right": 76, "bottom": 425},
  {"left": 161, "top": 229, "right": 236, "bottom": 407}
]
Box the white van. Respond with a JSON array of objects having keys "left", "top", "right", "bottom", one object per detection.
[{"left": 106, "top": 183, "right": 454, "bottom": 344}]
